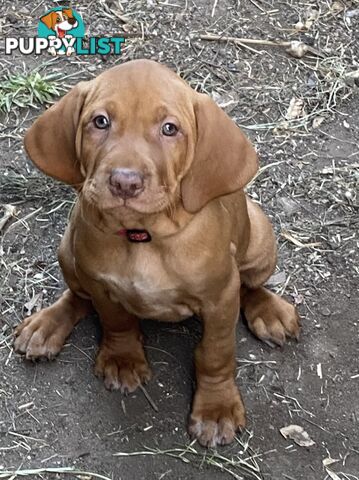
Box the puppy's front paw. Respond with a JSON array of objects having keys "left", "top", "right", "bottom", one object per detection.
[
  {"left": 95, "top": 344, "right": 152, "bottom": 393},
  {"left": 189, "top": 385, "right": 246, "bottom": 447},
  {"left": 14, "top": 311, "right": 66, "bottom": 360}
]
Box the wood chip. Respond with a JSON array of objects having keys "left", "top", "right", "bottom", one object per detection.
[{"left": 280, "top": 425, "right": 315, "bottom": 447}]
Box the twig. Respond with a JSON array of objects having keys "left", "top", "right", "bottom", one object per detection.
[
  {"left": 247, "top": 160, "right": 286, "bottom": 188},
  {"left": 111, "top": 9, "right": 134, "bottom": 25},
  {"left": 0, "top": 468, "right": 112, "bottom": 479},
  {"left": 138, "top": 384, "right": 159, "bottom": 412},
  {"left": 211, "top": 0, "right": 219, "bottom": 17},
  {"left": 198, "top": 34, "right": 323, "bottom": 58},
  {"left": 198, "top": 33, "right": 291, "bottom": 47},
  {"left": 4, "top": 206, "right": 42, "bottom": 234}
]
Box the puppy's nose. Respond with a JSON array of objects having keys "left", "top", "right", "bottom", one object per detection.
[
  {"left": 68, "top": 17, "right": 77, "bottom": 25},
  {"left": 109, "top": 168, "right": 144, "bottom": 199}
]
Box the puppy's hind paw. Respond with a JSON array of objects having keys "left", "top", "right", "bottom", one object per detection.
[
  {"left": 95, "top": 346, "right": 152, "bottom": 393},
  {"left": 243, "top": 287, "right": 300, "bottom": 346}
]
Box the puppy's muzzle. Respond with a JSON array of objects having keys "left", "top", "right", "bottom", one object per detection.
[
  {"left": 68, "top": 17, "right": 77, "bottom": 26},
  {"left": 109, "top": 168, "right": 144, "bottom": 199}
]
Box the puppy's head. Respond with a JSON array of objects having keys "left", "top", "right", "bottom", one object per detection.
[
  {"left": 40, "top": 9, "right": 78, "bottom": 33},
  {"left": 25, "top": 60, "right": 258, "bottom": 223}
]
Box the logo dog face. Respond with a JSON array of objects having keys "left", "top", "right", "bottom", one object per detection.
[{"left": 40, "top": 9, "right": 78, "bottom": 38}]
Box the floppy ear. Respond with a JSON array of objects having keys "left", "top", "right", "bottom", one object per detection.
[
  {"left": 40, "top": 11, "right": 56, "bottom": 30},
  {"left": 181, "top": 93, "right": 258, "bottom": 213},
  {"left": 24, "top": 83, "right": 89, "bottom": 186}
]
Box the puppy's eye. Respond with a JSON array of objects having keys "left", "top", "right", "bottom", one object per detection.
[
  {"left": 93, "top": 115, "right": 110, "bottom": 130},
  {"left": 162, "top": 122, "right": 178, "bottom": 136}
]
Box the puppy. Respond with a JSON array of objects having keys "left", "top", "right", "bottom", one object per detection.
[{"left": 14, "top": 60, "right": 300, "bottom": 447}]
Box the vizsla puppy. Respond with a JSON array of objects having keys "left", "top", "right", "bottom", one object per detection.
[{"left": 14, "top": 60, "right": 300, "bottom": 447}]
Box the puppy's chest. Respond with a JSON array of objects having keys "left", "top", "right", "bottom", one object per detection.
[{"left": 97, "top": 251, "right": 193, "bottom": 321}]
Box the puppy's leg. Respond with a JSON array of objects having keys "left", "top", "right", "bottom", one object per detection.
[
  {"left": 240, "top": 198, "right": 300, "bottom": 346},
  {"left": 14, "top": 290, "right": 92, "bottom": 360},
  {"left": 14, "top": 226, "right": 92, "bottom": 360},
  {"left": 189, "top": 268, "right": 245, "bottom": 448},
  {"left": 94, "top": 299, "right": 151, "bottom": 393}
]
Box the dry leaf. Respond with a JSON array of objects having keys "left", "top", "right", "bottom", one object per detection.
[
  {"left": 280, "top": 425, "right": 315, "bottom": 447},
  {"left": 323, "top": 457, "right": 339, "bottom": 467},
  {"left": 266, "top": 271, "right": 286, "bottom": 286},
  {"left": 286, "top": 41, "right": 308, "bottom": 58},
  {"left": 330, "top": 1, "right": 344, "bottom": 14},
  {"left": 294, "top": 21, "right": 305, "bottom": 31},
  {"left": 304, "top": 6, "right": 320, "bottom": 29},
  {"left": 24, "top": 292, "right": 43, "bottom": 316},
  {"left": 286, "top": 97, "right": 304, "bottom": 120},
  {"left": 211, "top": 91, "right": 237, "bottom": 112},
  {"left": 312, "top": 116, "right": 325, "bottom": 128},
  {"left": 0, "top": 204, "right": 17, "bottom": 232},
  {"left": 296, "top": 7, "right": 320, "bottom": 30},
  {"left": 293, "top": 292, "right": 304, "bottom": 305}
]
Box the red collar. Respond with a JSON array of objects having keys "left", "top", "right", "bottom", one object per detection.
[{"left": 117, "top": 228, "right": 152, "bottom": 243}]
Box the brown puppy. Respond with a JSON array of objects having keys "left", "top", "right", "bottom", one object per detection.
[{"left": 14, "top": 60, "right": 300, "bottom": 447}]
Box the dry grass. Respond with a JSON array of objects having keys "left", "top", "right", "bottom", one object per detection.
[
  {"left": 114, "top": 432, "right": 266, "bottom": 480},
  {"left": 0, "top": 467, "right": 112, "bottom": 479}
]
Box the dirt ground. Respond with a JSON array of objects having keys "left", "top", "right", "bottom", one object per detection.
[{"left": 0, "top": 0, "right": 358, "bottom": 479}]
